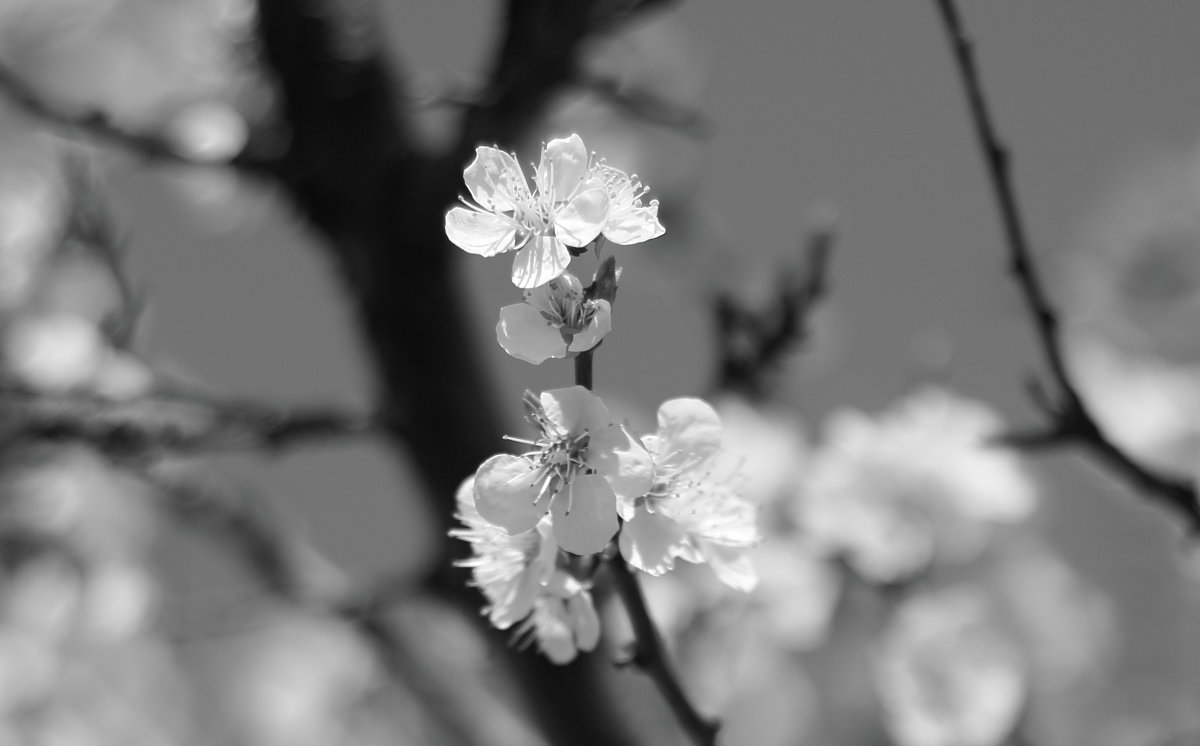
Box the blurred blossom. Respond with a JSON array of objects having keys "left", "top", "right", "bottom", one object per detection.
[
  {"left": 1062, "top": 141, "right": 1200, "bottom": 475},
  {"left": 1, "top": 0, "right": 258, "bottom": 137},
  {"left": 876, "top": 586, "right": 1027, "bottom": 746},
  {"left": 0, "top": 446, "right": 156, "bottom": 561},
  {"left": 1064, "top": 142, "right": 1200, "bottom": 362},
  {"left": 166, "top": 166, "right": 258, "bottom": 233},
  {"left": 91, "top": 353, "right": 155, "bottom": 401},
  {"left": 213, "top": 608, "right": 379, "bottom": 746},
  {"left": 798, "top": 387, "right": 1037, "bottom": 583},
  {"left": 711, "top": 395, "right": 807, "bottom": 508},
  {"left": 1065, "top": 334, "right": 1200, "bottom": 478},
  {"left": 0, "top": 156, "right": 64, "bottom": 311},
  {"left": 750, "top": 538, "right": 841, "bottom": 651},
  {"left": 32, "top": 251, "right": 124, "bottom": 324},
  {"left": 2, "top": 556, "right": 83, "bottom": 641},
  {"left": 3, "top": 313, "right": 106, "bottom": 392},
  {"left": 76, "top": 562, "right": 158, "bottom": 642},
  {"left": 991, "top": 542, "right": 1116, "bottom": 696},
  {"left": 0, "top": 627, "right": 59, "bottom": 715},
  {"left": 165, "top": 100, "right": 248, "bottom": 163}
]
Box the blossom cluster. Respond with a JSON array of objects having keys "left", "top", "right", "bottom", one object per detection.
[
  {"left": 614, "top": 390, "right": 1113, "bottom": 746},
  {"left": 453, "top": 387, "right": 759, "bottom": 663},
  {"left": 448, "top": 134, "right": 664, "bottom": 366},
  {"left": 445, "top": 134, "right": 757, "bottom": 664}
]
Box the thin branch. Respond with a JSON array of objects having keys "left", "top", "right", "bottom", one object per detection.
[
  {"left": 0, "top": 388, "right": 377, "bottom": 458},
  {"left": 0, "top": 61, "right": 276, "bottom": 175},
  {"left": 575, "top": 276, "right": 717, "bottom": 746},
  {"left": 931, "top": 0, "right": 1200, "bottom": 531},
  {"left": 713, "top": 220, "right": 836, "bottom": 399},
  {"left": 608, "top": 558, "right": 720, "bottom": 746}
]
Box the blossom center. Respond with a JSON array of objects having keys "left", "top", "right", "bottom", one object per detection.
[{"left": 531, "top": 276, "right": 596, "bottom": 334}]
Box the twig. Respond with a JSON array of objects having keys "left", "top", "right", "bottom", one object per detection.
[
  {"left": 0, "top": 388, "right": 377, "bottom": 458},
  {"left": 575, "top": 269, "right": 719, "bottom": 746},
  {"left": 0, "top": 61, "right": 275, "bottom": 175},
  {"left": 608, "top": 558, "right": 720, "bottom": 746},
  {"left": 931, "top": 0, "right": 1200, "bottom": 531},
  {"left": 713, "top": 220, "right": 836, "bottom": 398}
]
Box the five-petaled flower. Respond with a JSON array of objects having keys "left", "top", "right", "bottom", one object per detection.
[
  {"left": 445, "top": 134, "right": 664, "bottom": 289},
  {"left": 496, "top": 272, "right": 612, "bottom": 364},
  {"left": 619, "top": 398, "right": 761, "bottom": 590},
  {"left": 451, "top": 478, "right": 600, "bottom": 663},
  {"left": 474, "top": 386, "right": 652, "bottom": 555}
]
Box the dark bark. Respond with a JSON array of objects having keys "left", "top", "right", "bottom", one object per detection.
[{"left": 252, "top": 1, "right": 680, "bottom": 743}]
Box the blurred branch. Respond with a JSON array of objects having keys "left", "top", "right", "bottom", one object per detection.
[
  {"left": 152, "top": 463, "right": 545, "bottom": 746},
  {"left": 455, "top": 0, "right": 680, "bottom": 151},
  {"left": 579, "top": 76, "right": 712, "bottom": 138},
  {"left": 0, "top": 61, "right": 276, "bottom": 175},
  {"left": 60, "top": 156, "right": 147, "bottom": 349},
  {"left": 0, "top": 388, "right": 378, "bottom": 458},
  {"left": 712, "top": 220, "right": 835, "bottom": 399},
  {"left": 609, "top": 558, "right": 720, "bottom": 746},
  {"left": 931, "top": 0, "right": 1200, "bottom": 531}
]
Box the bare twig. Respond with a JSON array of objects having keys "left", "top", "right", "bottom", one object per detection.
[
  {"left": 713, "top": 221, "right": 836, "bottom": 398},
  {"left": 608, "top": 558, "right": 720, "bottom": 746},
  {"left": 931, "top": 0, "right": 1200, "bottom": 530},
  {"left": 0, "top": 61, "right": 275, "bottom": 175}
]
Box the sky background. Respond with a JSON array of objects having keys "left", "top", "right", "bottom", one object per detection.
[{"left": 101, "top": 1, "right": 1200, "bottom": 736}]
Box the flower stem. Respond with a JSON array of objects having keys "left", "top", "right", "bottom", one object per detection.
[
  {"left": 574, "top": 349, "right": 594, "bottom": 390},
  {"left": 575, "top": 292, "right": 718, "bottom": 744},
  {"left": 608, "top": 558, "right": 720, "bottom": 746}
]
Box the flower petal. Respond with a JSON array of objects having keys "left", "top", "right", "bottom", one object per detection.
[
  {"left": 589, "top": 425, "right": 654, "bottom": 508},
  {"left": 539, "top": 386, "right": 611, "bottom": 437},
  {"left": 567, "top": 300, "right": 611, "bottom": 352},
  {"left": 619, "top": 505, "right": 689, "bottom": 576},
  {"left": 550, "top": 473, "right": 618, "bottom": 555},
  {"left": 567, "top": 591, "right": 600, "bottom": 654},
  {"left": 496, "top": 303, "right": 567, "bottom": 364},
  {"left": 703, "top": 543, "right": 758, "bottom": 591},
  {"left": 655, "top": 397, "right": 723, "bottom": 468},
  {"left": 555, "top": 188, "right": 608, "bottom": 247},
  {"left": 536, "top": 134, "right": 589, "bottom": 200},
  {"left": 603, "top": 203, "right": 665, "bottom": 245},
  {"left": 474, "top": 454, "right": 547, "bottom": 534},
  {"left": 445, "top": 207, "right": 521, "bottom": 257},
  {"left": 511, "top": 235, "right": 570, "bottom": 289},
  {"left": 532, "top": 599, "right": 578, "bottom": 664},
  {"left": 464, "top": 146, "right": 528, "bottom": 212}
]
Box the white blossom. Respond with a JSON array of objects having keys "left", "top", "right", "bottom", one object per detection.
[
  {"left": 445, "top": 134, "right": 663, "bottom": 288},
  {"left": 452, "top": 478, "right": 600, "bottom": 663},
  {"left": 495, "top": 272, "right": 611, "bottom": 364},
  {"left": 473, "top": 386, "right": 652, "bottom": 556},
  {"left": 619, "top": 397, "right": 760, "bottom": 590},
  {"left": 876, "top": 586, "right": 1026, "bottom": 746},
  {"left": 798, "top": 387, "right": 1037, "bottom": 583}
]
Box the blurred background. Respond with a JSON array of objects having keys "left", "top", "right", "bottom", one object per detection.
[{"left": 0, "top": 1, "right": 1198, "bottom": 745}]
